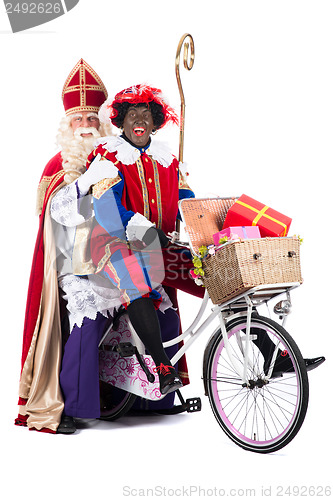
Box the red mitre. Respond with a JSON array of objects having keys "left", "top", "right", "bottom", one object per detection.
[{"left": 62, "top": 58, "right": 108, "bottom": 116}]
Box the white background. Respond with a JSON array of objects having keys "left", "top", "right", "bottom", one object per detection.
[{"left": 0, "top": 0, "right": 332, "bottom": 498}]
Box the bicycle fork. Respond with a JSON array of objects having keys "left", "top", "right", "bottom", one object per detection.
[
  {"left": 219, "top": 292, "right": 293, "bottom": 385},
  {"left": 219, "top": 296, "right": 267, "bottom": 387},
  {"left": 219, "top": 297, "right": 251, "bottom": 386}
]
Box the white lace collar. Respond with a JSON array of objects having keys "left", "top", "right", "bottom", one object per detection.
[{"left": 97, "top": 136, "right": 175, "bottom": 168}]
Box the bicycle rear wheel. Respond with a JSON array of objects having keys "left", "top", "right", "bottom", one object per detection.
[
  {"left": 205, "top": 314, "right": 309, "bottom": 453},
  {"left": 99, "top": 381, "right": 137, "bottom": 421}
]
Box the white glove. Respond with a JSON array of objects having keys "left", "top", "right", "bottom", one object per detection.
[
  {"left": 179, "top": 161, "right": 189, "bottom": 177},
  {"left": 126, "top": 213, "right": 154, "bottom": 241},
  {"left": 77, "top": 154, "right": 119, "bottom": 195}
]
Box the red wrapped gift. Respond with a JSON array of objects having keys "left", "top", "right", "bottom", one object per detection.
[{"left": 222, "top": 194, "right": 292, "bottom": 237}]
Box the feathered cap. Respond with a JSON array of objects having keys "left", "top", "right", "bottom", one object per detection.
[
  {"left": 62, "top": 58, "right": 108, "bottom": 116},
  {"left": 99, "top": 84, "right": 178, "bottom": 129}
]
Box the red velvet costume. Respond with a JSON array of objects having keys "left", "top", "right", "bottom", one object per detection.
[
  {"left": 88, "top": 84, "right": 205, "bottom": 390},
  {"left": 89, "top": 137, "right": 204, "bottom": 300},
  {"left": 87, "top": 136, "right": 204, "bottom": 387}
]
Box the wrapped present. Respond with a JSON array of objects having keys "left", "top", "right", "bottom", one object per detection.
[
  {"left": 213, "top": 226, "right": 261, "bottom": 246},
  {"left": 222, "top": 194, "right": 292, "bottom": 238}
]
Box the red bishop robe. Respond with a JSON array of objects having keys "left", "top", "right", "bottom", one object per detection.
[
  {"left": 15, "top": 152, "right": 66, "bottom": 431},
  {"left": 21, "top": 152, "right": 65, "bottom": 373}
]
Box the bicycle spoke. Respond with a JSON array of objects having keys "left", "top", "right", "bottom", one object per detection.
[{"left": 256, "top": 388, "right": 289, "bottom": 436}]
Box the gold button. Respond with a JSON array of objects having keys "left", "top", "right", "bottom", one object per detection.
[
  {"left": 148, "top": 178, "right": 153, "bottom": 183},
  {"left": 151, "top": 199, "right": 155, "bottom": 204},
  {"left": 145, "top": 157, "right": 149, "bottom": 162}
]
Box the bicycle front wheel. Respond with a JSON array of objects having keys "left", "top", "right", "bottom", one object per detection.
[{"left": 205, "top": 315, "right": 309, "bottom": 453}]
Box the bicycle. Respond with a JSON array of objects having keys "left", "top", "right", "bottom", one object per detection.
[{"left": 98, "top": 197, "right": 309, "bottom": 454}]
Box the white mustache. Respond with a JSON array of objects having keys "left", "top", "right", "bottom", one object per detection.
[{"left": 74, "top": 127, "right": 101, "bottom": 139}]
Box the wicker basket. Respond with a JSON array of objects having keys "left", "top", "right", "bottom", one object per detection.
[
  {"left": 180, "top": 197, "right": 237, "bottom": 255},
  {"left": 179, "top": 198, "right": 303, "bottom": 305},
  {"left": 202, "top": 237, "right": 302, "bottom": 304}
]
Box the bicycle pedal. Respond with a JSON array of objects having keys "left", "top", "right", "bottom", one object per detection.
[
  {"left": 116, "top": 342, "right": 136, "bottom": 357},
  {"left": 185, "top": 397, "right": 202, "bottom": 413}
]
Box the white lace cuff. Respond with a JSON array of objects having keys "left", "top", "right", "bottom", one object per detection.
[
  {"left": 58, "top": 274, "right": 174, "bottom": 333},
  {"left": 50, "top": 183, "right": 86, "bottom": 227},
  {"left": 125, "top": 213, "right": 154, "bottom": 241},
  {"left": 58, "top": 274, "right": 122, "bottom": 333}
]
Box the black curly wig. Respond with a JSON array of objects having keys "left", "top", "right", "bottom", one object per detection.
[{"left": 112, "top": 101, "right": 166, "bottom": 130}]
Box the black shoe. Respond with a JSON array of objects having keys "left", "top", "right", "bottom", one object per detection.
[
  {"left": 57, "top": 415, "right": 76, "bottom": 434},
  {"left": 304, "top": 356, "right": 326, "bottom": 372},
  {"left": 265, "top": 353, "right": 326, "bottom": 378},
  {"left": 157, "top": 366, "right": 183, "bottom": 395}
]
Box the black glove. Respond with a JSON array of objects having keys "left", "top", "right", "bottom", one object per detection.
[{"left": 142, "top": 227, "right": 169, "bottom": 248}]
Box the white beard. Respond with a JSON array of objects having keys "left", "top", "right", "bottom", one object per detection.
[{"left": 56, "top": 116, "right": 113, "bottom": 184}]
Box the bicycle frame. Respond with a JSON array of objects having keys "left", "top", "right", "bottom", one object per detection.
[
  {"left": 166, "top": 282, "right": 300, "bottom": 385},
  {"left": 99, "top": 259, "right": 301, "bottom": 395}
]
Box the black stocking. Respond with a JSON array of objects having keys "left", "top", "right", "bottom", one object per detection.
[
  {"left": 127, "top": 297, "right": 183, "bottom": 394},
  {"left": 127, "top": 297, "right": 171, "bottom": 368}
]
